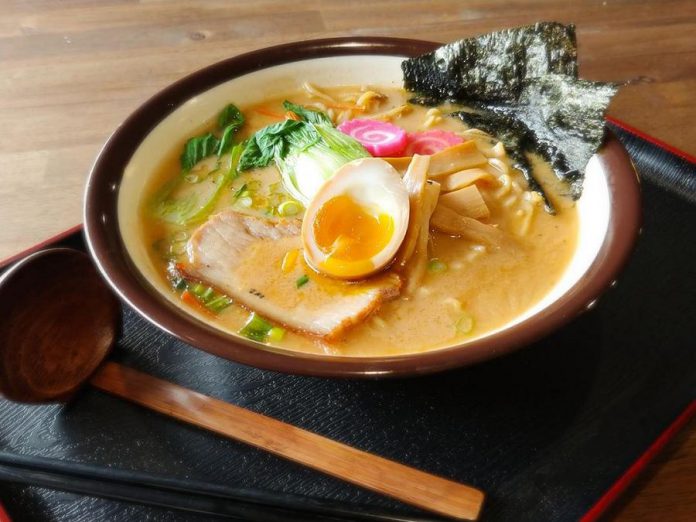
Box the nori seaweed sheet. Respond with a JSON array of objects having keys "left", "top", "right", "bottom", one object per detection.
[
  {"left": 403, "top": 22, "right": 578, "bottom": 103},
  {"left": 401, "top": 22, "right": 619, "bottom": 208},
  {"left": 454, "top": 76, "right": 618, "bottom": 202}
]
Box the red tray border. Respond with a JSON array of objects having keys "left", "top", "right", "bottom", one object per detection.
[
  {"left": 0, "top": 501, "right": 11, "bottom": 522},
  {"left": 581, "top": 400, "right": 696, "bottom": 521},
  {"left": 606, "top": 116, "right": 696, "bottom": 165},
  {"left": 0, "top": 120, "right": 694, "bottom": 521}
]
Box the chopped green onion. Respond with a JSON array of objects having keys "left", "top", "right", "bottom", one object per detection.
[
  {"left": 427, "top": 258, "right": 448, "bottom": 273},
  {"left": 455, "top": 314, "right": 475, "bottom": 335},
  {"left": 167, "top": 262, "right": 233, "bottom": 314},
  {"left": 278, "top": 200, "right": 302, "bottom": 217},
  {"left": 239, "top": 312, "right": 275, "bottom": 342},
  {"left": 296, "top": 274, "right": 309, "bottom": 288},
  {"left": 268, "top": 326, "right": 286, "bottom": 342},
  {"left": 205, "top": 294, "right": 233, "bottom": 313}
]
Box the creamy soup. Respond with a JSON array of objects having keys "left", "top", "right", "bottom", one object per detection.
[{"left": 141, "top": 84, "right": 577, "bottom": 356}]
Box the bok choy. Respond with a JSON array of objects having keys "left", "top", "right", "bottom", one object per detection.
[
  {"left": 238, "top": 101, "right": 369, "bottom": 205},
  {"left": 152, "top": 103, "right": 245, "bottom": 225},
  {"left": 181, "top": 103, "right": 245, "bottom": 171},
  {"left": 153, "top": 143, "right": 243, "bottom": 225}
]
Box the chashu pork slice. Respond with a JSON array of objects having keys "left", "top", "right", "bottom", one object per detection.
[{"left": 183, "top": 210, "right": 401, "bottom": 340}]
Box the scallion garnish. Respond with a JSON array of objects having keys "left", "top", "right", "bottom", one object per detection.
[
  {"left": 427, "top": 258, "right": 448, "bottom": 273},
  {"left": 455, "top": 314, "right": 475, "bottom": 335},
  {"left": 239, "top": 312, "right": 275, "bottom": 342},
  {"left": 268, "top": 326, "right": 286, "bottom": 342},
  {"left": 167, "top": 261, "right": 233, "bottom": 314},
  {"left": 296, "top": 274, "right": 309, "bottom": 288},
  {"left": 205, "top": 294, "right": 233, "bottom": 313},
  {"left": 278, "top": 200, "right": 302, "bottom": 217}
]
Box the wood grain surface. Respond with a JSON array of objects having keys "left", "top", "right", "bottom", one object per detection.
[{"left": 1, "top": 1, "right": 694, "bottom": 520}]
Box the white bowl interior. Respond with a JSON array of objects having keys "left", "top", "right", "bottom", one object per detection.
[{"left": 118, "top": 55, "right": 610, "bottom": 350}]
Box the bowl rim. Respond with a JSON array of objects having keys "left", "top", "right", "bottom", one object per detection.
[{"left": 84, "top": 36, "right": 642, "bottom": 378}]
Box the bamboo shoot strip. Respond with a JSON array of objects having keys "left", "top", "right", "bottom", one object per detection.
[{"left": 438, "top": 185, "right": 490, "bottom": 220}]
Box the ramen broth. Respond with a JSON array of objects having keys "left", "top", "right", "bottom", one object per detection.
[{"left": 141, "top": 86, "right": 578, "bottom": 356}]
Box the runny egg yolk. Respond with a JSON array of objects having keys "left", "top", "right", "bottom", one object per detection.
[{"left": 313, "top": 194, "right": 394, "bottom": 277}]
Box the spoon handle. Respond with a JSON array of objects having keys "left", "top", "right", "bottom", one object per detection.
[{"left": 90, "top": 362, "right": 484, "bottom": 521}]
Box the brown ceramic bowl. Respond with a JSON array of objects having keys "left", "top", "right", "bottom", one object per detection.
[{"left": 84, "top": 37, "right": 641, "bottom": 378}]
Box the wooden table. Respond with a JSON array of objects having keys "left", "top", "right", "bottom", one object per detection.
[{"left": 1, "top": 1, "right": 694, "bottom": 520}]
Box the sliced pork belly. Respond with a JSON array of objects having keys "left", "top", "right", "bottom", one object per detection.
[{"left": 183, "top": 210, "right": 401, "bottom": 340}]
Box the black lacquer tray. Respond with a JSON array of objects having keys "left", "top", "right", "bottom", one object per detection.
[{"left": 0, "top": 121, "right": 694, "bottom": 521}]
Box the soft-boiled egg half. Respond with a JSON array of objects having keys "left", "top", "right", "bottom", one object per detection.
[{"left": 302, "top": 158, "right": 410, "bottom": 280}]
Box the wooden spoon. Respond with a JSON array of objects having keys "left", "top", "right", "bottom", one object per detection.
[{"left": 0, "top": 248, "right": 485, "bottom": 521}]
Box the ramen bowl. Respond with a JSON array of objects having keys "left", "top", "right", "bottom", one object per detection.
[{"left": 84, "top": 37, "right": 641, "bottom": 377}]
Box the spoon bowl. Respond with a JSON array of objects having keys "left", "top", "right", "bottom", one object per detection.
[{"left": 0, "top": 248, "right": 119, "bottom": 403}]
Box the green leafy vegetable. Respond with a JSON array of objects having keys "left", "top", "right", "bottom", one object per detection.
[
  {"left": 217, "top": 104, "right": 245, "bottom": 156},
  {"left": 279, "top": 123, "right": 369, "bottom": 204},
  {"left": 295, "top": 274, "right": 309, "bottom": 288},
  {"left": 183, "top": 144, "right": 242, "bottom": 223},
  {"left": 180, "top": 103, "right": 245, "bottom": 171},
  {"left": 181, "top": 133, "right": 219, "bottom": 172},
  {"left": 151, "top": 180, "right": 200, "bottom": 225},
  {"left": 282, "top": 100, "right": 332, "bottom": 125},
  {"left": 154, "top": 144, "right": 243, "bottom": 225},
  {"left": 217, "top": 125, "right": 237, "bottom": 156},
  {"left": 218, "top": 104, "right": 245, "bottom": 130},
  {"left": 160, "top": 104, "right": 244, "bottom": 225},
  {"left": 239, "top": 102, "right": 369, "bottom": 204},
  {"left": 238, "top": 119, "right": 307, "bottom": 171}
]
